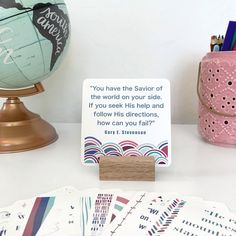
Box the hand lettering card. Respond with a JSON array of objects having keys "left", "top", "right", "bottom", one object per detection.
[
  {"left": 0, "top": 187, "right": 235, "bottom": 236},
  {"left": 81, "top": 78, "right": 171, "bottom": 166},
  {"left": 155, "top": 200, "right": 234, "bottom": 236}
]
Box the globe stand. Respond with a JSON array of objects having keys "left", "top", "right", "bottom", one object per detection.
[{"left": 0, "top": 83, "right": 58, "bottom": 153}]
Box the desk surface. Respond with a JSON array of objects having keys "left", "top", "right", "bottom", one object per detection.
[{"left": 0, "top": 124, "right": 235, "bottom": 212}]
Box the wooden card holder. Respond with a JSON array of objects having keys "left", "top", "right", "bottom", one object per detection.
[{"left": 99, "top": 156, "right": 155, "bottom": 181}]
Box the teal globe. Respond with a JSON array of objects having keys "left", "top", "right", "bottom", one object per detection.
[{"left": 0, "top": 0, "right": 70, "bottom": 88}]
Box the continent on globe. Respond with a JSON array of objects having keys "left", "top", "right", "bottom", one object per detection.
[
  {"left": 0, "top": 0, "right": 30, "bottom": 10},
  {"left": 33, "top": 3, "right": 70, "bottom": 71}
]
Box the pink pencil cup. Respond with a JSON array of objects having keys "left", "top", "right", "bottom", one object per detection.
[{"left": 198, "top": 51, "right": 236, "bottom": 147}]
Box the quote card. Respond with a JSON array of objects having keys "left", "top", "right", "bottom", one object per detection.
[{"left": 81, "top": 78, "right": 171, "bottom": 166}]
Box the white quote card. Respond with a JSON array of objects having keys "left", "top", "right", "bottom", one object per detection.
[{"left": 81, "top": 78, "right": 171, "bottom": 166}]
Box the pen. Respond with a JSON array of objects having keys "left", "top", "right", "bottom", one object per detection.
[
  {"left": 230, "top": 29, "right": 236, "bottom": 49},
  {"left": 222, "top": 21, "right": 236, "bottom": 51}
]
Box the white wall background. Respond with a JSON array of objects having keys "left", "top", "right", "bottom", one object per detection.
[{"left": 1, "top": 0, "right": 236, "bottom": 123}]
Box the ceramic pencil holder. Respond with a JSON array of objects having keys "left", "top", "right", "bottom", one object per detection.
[{"left": 197, "top": 51, "right": 236, "bottom": 147}]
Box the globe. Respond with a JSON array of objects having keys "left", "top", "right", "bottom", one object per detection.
[
  {"left": 0, "top": 0, "right": 70, "bottom": 153},
  {"left": 0, "top": 0, "right": 70, "bottom": 88}
]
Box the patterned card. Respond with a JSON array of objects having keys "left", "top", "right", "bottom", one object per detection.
[
  {"left": 86, "top": 190, "right": 119, "bottom": 236},
  {"left": 81, "top": 78, "right": 171, "bottom": 166},
  {"left": 0, "top": 187, "right": 235, "bottom": 236}
]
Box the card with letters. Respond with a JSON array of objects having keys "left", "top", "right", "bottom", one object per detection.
[
  {"left": 81, "top": 78, "right": 171, "bottom": 166},
  {"left": 0, "top": 187, "right": 235, "bottom": 236},
  {"left": 101, "top": 195, "right": 235, "bottom": 236}
]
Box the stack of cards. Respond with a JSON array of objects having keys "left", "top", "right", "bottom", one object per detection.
[{"left": 0, "top": 186, "right": 235, "bottom": 236}]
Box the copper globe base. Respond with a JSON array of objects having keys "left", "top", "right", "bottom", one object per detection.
[
  {"left": 0, "top": 97, "right": 58, "bottom": 153},
  {"left": 0, "top": 83, "right": 58, "bottom": 153}
]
